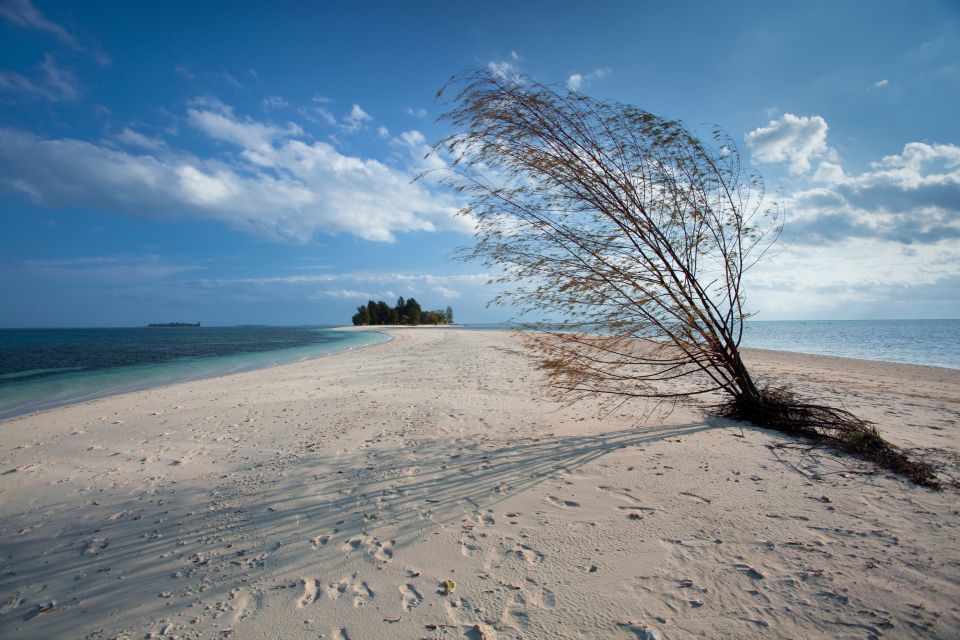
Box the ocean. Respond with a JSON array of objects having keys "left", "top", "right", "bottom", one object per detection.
[
  {"left": 463, "top": 319, "right": 960, "bottom": 370},
  {"left": 0, "top": 326, "right": 388, "bottom": 420},
  {"left": 740, "top": 319, "right": 960, "bottom": 370}
]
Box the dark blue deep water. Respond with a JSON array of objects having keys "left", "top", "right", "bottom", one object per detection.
[{"left": 0, "top": 326, "right": 387, "bottom": 419}]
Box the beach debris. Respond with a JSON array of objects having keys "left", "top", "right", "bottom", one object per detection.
[
  {"left": 383, "top": 616, "right": 402, "bottom": 623},
  {"left": 589, "top": 565, "right": 599, "bottom": 573},
  {"left": 440, "top": 579, "right": 456, "bottom": 595},
  {"left": 616, "top": 621, "right": 657, "bottom": 639},
  {"left": 732, "top": 563, "right": 765, "bottom": 580},
  {"left": 24, "top": 600, "right": 57, "bottom": 620}
]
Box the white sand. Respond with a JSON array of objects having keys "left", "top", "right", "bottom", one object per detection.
[{"left": 0, "top": 328, "right": 957, "bottom": 639}]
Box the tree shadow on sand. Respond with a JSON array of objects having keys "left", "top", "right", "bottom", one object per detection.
[{"left": 0, "top": 422, "right": 716, "bottom": 636}]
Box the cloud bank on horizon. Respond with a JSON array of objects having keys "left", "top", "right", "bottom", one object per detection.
[{"left": 0, "top": 0, "right": 957, "bottom": 325}]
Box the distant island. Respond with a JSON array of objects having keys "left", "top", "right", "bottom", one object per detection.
[
  {"left": 147, "top": 322, "right": 201, "bottom": 328},
  {"left": 352, "top": 297, "right": 452, "bottom": 326}
]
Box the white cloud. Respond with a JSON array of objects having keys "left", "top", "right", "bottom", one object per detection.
[
  {"left": 261, "top": 95, "right": 288, "bottom": 110},
  {"left": 0, "top": 0, "right": 110, "bottom": 64},
  {"left": 197, "top": 271, "right": 486, "bottom": 307},
  {"left": 745, "top": 113, "right": 834, "bottom": 174},
  {"left": 115, "top": 128, "right": 166, "bottom": 151},
  {"left": 310, "top": 289, "right": 397, "bottom": 301},
  {"left": 744, "top": 138, "right": 960, "bottom": 318},
  {"left": 566, "top": 67, "right": 611, "bottom": 91},
  {"left": 297, "top": 102, "right": 373, "bottom": 133},
  {"left": 0, "top": 54, "right": 79, "bottom": 101},
  {"left": 377, "top": 125, "right": 390, "bottom": 139},
  {"left": 784, "top": 141, "right": 960, "bottom": 245},
  {"left": 297, "top": 105, "right": 337, "bottom": 126},
  {"left": 0, "top": 102, "right": 472, "bottom": 243},
  {"left": 488, "top": 59, "right": 518, "bottom": 81},
  {"left": 747, "top": 240, "right": 959, "bottom": 319},
  {"left": 870, "top": 79, "right": 889, "bottom": 90},
  {"left": 188, "top": 104, "right": 302, "bottom": 153},
  {"left": 406, "top": 107, "right": 427, "bottom": 118},
  {"left": 342, "top": 104, "right": 372, "bottom": 131}
]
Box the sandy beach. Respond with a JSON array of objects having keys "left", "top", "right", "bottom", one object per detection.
[{"left": 0, "top": 328, "right": 957, "bottom": 639}]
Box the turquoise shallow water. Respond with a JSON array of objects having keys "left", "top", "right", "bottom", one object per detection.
[{"left": 0, "top": 327, "right": 388, "bottom": 420}]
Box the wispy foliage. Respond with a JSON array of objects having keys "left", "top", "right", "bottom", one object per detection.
[{"left": 436, "top": 69, "right": 938, "bottom": 487}]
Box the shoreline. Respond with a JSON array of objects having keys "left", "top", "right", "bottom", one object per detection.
[
  {"left": 0, "top": 328, "right": 958, "bottom": 638},
  {"left": 0, "top": 329, "right": 393, "bottom": 423},
  {"left": 2, "top": 326, "right": 958, "bottom": 425}
]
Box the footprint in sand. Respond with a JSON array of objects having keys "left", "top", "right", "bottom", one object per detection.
[
  {"left": 460, "top": 534, "right": 479, "bottom": 557},
  {"left": 311, "top": 532, "right": 333, "bottom": 548},
  {"left": 373, "top": 539, "right": 395, "bottom": 563},
  {"left": 399, "top": 583, "right": 423, "bottom": 610},
  {"left": 341, "top": 535, "right": 368, "bottom": 554},
  {"left": 297, "top": 579, "right": 320, "bottom": 607},
  {"left": 473, "top": 511, "right": 495, "bottom": 525},
  {"left": 511, "top": 543, "right": 545, "bottom": 564},
  {"left": 227, "top": 588, "right": 259, "bottom": 624},
  {"left": 326, "top": 575, "right": 375, "bottom": 607},
  {"left": 351, "top": 581, "right": 374, "bottom": 607}
]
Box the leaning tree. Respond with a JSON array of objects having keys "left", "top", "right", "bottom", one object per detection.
[{"left": 434, "top": 69, "right": 936, "bottom": 486}]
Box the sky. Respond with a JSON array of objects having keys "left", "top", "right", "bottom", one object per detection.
[{"left": 0, "top": 0, "right": 958, "bottom": 327}]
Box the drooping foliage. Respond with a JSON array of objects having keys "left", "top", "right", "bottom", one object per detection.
[{"left": 436, "top": 69, "right": 938, "bottom": 487}]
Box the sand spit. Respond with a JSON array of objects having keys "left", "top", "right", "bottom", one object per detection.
[{"left": 0, "top": 329, "right": 957, "bottom": 639}]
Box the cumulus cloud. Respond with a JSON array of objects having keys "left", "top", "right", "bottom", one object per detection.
[
  {"left": 745, "top": 113, "right": 833, "bottom": 174},
  {"left": 566, "top": 67, "right": 611, "bottom": 91},
  {"left": 0, "top": 102, "right": 470, "bottom": 243},
  {"left": 742, "top": 115, "right": 960, "bottom": 317},
  {"left": 784, "top": 142, "right": 960, "bottom": 245},
  {"left": 870, "top": 79, "right": 889, "bottom": 90}
]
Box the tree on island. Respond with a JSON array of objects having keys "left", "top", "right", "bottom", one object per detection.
[
  {"left": 436, "top": 69, "right": 937, "bottom": 486},
  {"left": 351, "top": 297, "right": 452, "bottom": 326}
]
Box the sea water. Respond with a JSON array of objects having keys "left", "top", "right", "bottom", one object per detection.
[
  {"left": 0, "top": 326, "right": 388, "bottom": 420},
  {"left": 740, "top": 319, "right": 960, "bottom": 370},
  {"left": 460, "top": 319, "right": 960, "bottom": 370}
]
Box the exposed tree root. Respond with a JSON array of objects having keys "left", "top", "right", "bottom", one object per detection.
[{"left": 715, "top": 386, "right": 940, "bottom": 489}]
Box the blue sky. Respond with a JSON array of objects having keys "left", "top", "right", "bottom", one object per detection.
[{"left": 1, "top": 0, "right": 958, "bottom": 327}]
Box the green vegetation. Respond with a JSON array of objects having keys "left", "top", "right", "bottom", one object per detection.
[{"left": 351, "top": 297, "right": 453, "bottom": 326}]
